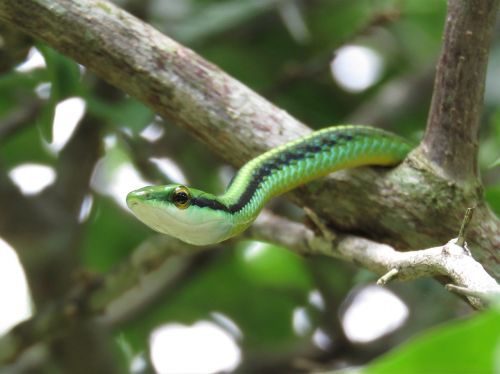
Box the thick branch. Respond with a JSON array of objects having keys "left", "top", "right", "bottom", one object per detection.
[
  {"left": 0, "top": 0, "right": 308, "bottom": 164},
  {"left": 421, "top": 0, "right": 499, "bottom": 182},
  {"left": 0, "top": 0, "right": 498, "bottom": 279}
]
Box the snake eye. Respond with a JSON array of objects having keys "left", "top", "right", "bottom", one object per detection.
[{"left": 172, "top": 186, "right": 191, "bottom": 209}]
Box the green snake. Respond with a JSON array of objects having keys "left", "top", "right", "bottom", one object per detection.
[{"left": 127, "top": 125, "right": 411, "bottom": 245}]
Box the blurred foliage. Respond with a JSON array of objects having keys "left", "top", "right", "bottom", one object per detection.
[
  {"left": 0, "top": 0, "right": 499, "bottom": 372},
  {"left": 38, "top": 45, "right": 83, "bottom": 141},
  {"left": 345, "top": 306, "right": 500, "bottom": 374}
]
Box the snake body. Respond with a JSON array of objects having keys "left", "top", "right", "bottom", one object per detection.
[{"left": 127, "top": 125, "right": 412, "bottom": 245}]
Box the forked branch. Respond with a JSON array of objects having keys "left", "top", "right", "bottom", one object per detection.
[{"left": 421, "top": 0, "right": 499, "bottom": 182}]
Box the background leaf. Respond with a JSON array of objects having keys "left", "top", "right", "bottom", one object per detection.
[{"left": 342, "top": 308, "right": 500, "bottom": 374}]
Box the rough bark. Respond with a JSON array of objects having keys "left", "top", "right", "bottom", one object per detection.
[{"left": 421, "top": 0, "right": 499, "bottom": 182}]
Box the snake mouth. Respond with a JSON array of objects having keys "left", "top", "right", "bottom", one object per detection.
[
  {"left": 126, "top": 190, "right": 149, "bottom": 209},
  {"left": 127, "top": 199, "right": 230, "bottom": 245},
  {"left": 128, "top": 200, "right": 139, "bottom": 208}
]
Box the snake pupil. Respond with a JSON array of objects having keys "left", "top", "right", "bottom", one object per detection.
[
  {"left": 172, "top": 186, "right": 191, "bottom": 209},
  {"left": 175, "top": 192, "right": 188, "bottom": 203}
]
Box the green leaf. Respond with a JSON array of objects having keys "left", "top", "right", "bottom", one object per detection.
[
  {"left": 82, "top": 196, "right": 150, "bottom": 272},
  {"left": 87, "top": 95, "right": 154, "bottom": 133},
  {"left": 236, "top": 241, "right": 313, "bottom": 290},
  {"left": 345, "top": 309, "right": 500, "bottom": 374},
  {"left": 485, "top": 185, "right": 500, "bottom": 216},
  {"left": 490, "top": 158, "right": 500, "bottom": 168},
  {"left": 169, "top": 0, "right": 276, "bottom": 44},
  {"left": 0, "top": 121, "right": 53, "bottom": 165},
  {"left": 37, "top": 44, "right": 83, "bottom": 142}
]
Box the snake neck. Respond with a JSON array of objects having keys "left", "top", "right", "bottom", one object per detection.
[{"left": 218, "top": 125, "right": 412, "bottom": 230}]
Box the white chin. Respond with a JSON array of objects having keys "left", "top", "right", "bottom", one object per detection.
[{"left": 131, "top": 204, "right": 230, "bottom": 246}]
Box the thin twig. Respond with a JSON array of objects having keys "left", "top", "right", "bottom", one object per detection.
[
  {"left": 445, "top": 284, "right": 500, "bottom": 300},
  {"left": 377, "top": 268, "right": 399, "bottom": 285},
  {"left": 456, "top": 207, "right": 474, "bottom": 247}
]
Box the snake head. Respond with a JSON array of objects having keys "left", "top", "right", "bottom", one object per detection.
[{"left": 126, "top": 184, "right": 232, "bottom": 246}]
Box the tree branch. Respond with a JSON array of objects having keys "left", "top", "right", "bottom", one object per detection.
[
  {"left": 248, "top": 211, "right": 500, "bottom": 310},
  {"left": 421, "top": 0, "right": 499, "bottom": 182},
  {"left": 0, "top": 0, "right": 309, "bottom": 164}
]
